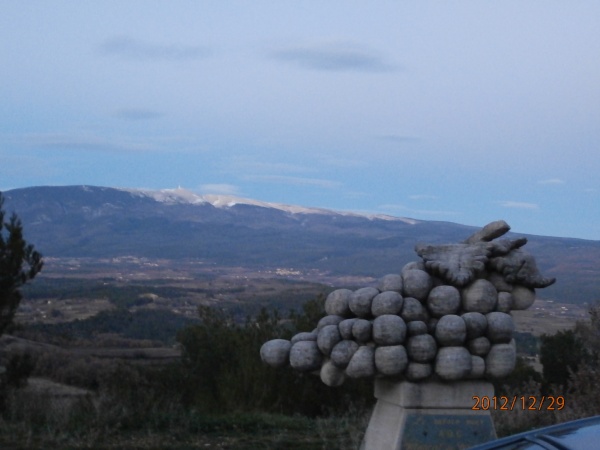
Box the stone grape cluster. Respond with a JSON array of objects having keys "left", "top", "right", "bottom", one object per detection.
[{"left": 260, "top": 221, "right": 555, "bottom": 386}]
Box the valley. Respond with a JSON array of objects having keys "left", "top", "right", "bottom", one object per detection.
[{"left": 15, "top": 256, "right": 590, "bottom": 345}]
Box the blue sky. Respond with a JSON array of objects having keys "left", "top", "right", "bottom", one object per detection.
[{"left": 1, "top": 1, "right": 599, "bottom": 240}]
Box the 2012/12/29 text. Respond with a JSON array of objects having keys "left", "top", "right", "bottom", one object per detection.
[{"left": 472, "top": 396, "right": 565, "bottom": 411}]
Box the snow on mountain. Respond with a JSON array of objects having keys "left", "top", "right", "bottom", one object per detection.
[
  {"left": 120, "top": 187, "right": 419, "bottom": 224},
  {"left": 122, "top": 187, "right": 206, "bottom": 205}
]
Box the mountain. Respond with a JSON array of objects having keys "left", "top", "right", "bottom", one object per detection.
[{"left": 2, "top": 185, "right": 600, "bottom": 305}]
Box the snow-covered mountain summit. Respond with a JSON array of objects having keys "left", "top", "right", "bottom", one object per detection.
[{"left": 121, "top": 187, "right": 418, "bottom": 224}]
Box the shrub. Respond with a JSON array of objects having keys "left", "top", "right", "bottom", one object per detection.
[{"left": 177, "top": 297, "right": 373, "bottom": 416}]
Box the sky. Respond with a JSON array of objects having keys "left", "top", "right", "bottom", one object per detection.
[{"left": 1, "top": 2, "right": 599, "bottom": 240}]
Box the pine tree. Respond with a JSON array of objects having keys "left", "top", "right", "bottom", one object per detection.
[{"left": 0, "top": 192, "right": 43, "bottom": 336}]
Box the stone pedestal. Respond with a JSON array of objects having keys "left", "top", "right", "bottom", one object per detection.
[{"left": 361, "top": 380, "right": 496, "bottom": 450}]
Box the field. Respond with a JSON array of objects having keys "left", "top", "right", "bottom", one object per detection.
[
  {"left": 512, "top": 299, "right": 588, "bottom": 336},
  {"left": 1, "top": 257, "right": 594, "bottom": 448}
]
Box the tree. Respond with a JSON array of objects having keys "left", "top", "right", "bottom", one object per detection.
[
  {"left": 177, "top": 298, "right": 373, "bottom": 416},
  {"left": 574, "top": 303, "right": 600, "bottom": 361},
  {"left": 0, "top": 192, "right": 43, "bottom": 336},
  {"left": 539, "top": 329, "right": 587, "bottom": 390}
]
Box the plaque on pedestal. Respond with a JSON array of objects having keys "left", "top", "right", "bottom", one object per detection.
[{"left": 361, "top": 380, "right": 496, "bottom": 450}]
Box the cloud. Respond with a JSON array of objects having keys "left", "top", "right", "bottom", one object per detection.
[
  {"left": 378, "top": 203, "right": 459, "bottom": 217},
  {"left": 378, "top": 134, "right": 419, "bottom": 143},
  {"left": 270, "top": 41, "right": 396, "bottom": 72},
  {"left": 342, "top": 191, "right": 369, "bottom": 200},
  {"left": 112, "top": 108, "right": 164, "bottom": 121},
  {"left": 538, "top": 178, "right": 565, "bottom": 185},
  {"left": 15, "top": 132, "right": 206, "bottom": 154},
  {"left": 226, "top": 159, "right": 315, "bottom": 175},
  {"left": 244, "top": 175, "right": 342, "bottom": 189},
  {"left": 498, "top": 201, "right": 540, "bottom": 210},
  {"left": 19, "top": 133, "right": 158, "bottom": 153},
  {"left": 409, "top": 194, "right": 438, "bottom": 200},
  {"left": 198, "top": 184, "right": 240, "bottom": 195},
  {"left": 98, "top": 36, "right": 210, "bottom": 61},
  {"left": 0, "top": 153, "right": 63, "bottom": 179}
]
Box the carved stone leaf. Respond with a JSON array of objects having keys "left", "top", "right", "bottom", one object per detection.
[
  {"left": 489, "top": 249, "right": 556, "bottom": 288},
  {"left": 415, "top": 243, "right": 491, "bottom": 287},
  {"left": 488, "top": 238, "right": 528, "bottom": 256},
  {"left": 463, "top": 220, "right": 511, "bottom": 244}
]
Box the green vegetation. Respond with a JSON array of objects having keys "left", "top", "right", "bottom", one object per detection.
[
  {"left": 22, "top": 278, "right": 197, "bottom": 309},
  {"left": 0, "top": 192, "right": 43, "bottom": 335},
  {"left": 492, "top": 303, "right": 600, "bottom": 437},
  {"left": 513, "top": 331, "right": 538, "bottom": 356},
  {"left": 177, "top": 298, "right": 372, "bottom": 416},
  {"left": 3, "top": 264, "right": 600, "bottom": 447},
  {"left": 540, "top": 329, "right": 588, "bottom": 389},
  {"left": 1, "top": 296, "right": 371, "bottom": 448},
  {"left": 27, "top": 308, "right": 198, "bottom": 345}
]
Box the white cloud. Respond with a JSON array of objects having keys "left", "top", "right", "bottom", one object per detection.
[
  {"left": 317, "top": 155, "right": 365, "bottom": 169},
  {"left": 378, "top": 203, "right": 459, "bottom": 217},
  {"left": 244, "top": 175, "right": 342, "bottom": 189},
  {"left": 19, "top": 133, "right": 156, "bottom": 153},
  {"left": 225, "top": 158, "right": 315, "bottom": 175},
  {"left": 112, "top": 108, "right": 164, "bottom": 121},
  {"left": 98, "top": 36, "right": 210, "bottom": 61},
  {"left": 14, "top": 132, "right": 204, "bottom": 154},
  {"left": 409, "top": 194, "right": 438, "bottom": 200},
  {"left": 498, "top": 201, "right": 540, "bottom": 210},
  {"left": 342, "top": 191, "right": 368, "bottom": 200},
  {"left": 378, "top": 203, "right": 407, "bottom": 211},
  {"left": 538, "top": 178, "right": 565, "bottom": 185},
  {"left": 270, "top": 41, "right": 396, "bottom": 73},
  {"left": 0, "top": 152, "right": 67, "bottom": 179},
  {"left": 198, "top": 184, "right": 240, "bottom": 195},
  {"left": 378, "top": 134, "right": 419, "bottom": 143}
]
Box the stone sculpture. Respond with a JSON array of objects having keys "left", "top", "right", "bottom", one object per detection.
[{"left": 260, "top": 220, "right": 555, "bottom": 386}]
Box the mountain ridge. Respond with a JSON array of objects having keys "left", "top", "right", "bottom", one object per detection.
[
  {"left": 120, "top": 186, "right": 419, "bottom": 223},
  {"left": 3, "top": 185, "right": 600, "bottom": 306}
]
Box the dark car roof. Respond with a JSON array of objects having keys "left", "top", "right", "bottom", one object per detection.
[{"left": 469, "top": 416, "right": 600, "bottom": 450}]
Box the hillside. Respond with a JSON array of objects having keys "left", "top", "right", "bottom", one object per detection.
[{"left": 3, "top": 185, "right": 600, "bottom": 305}]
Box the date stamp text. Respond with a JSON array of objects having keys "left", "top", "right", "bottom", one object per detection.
[{"left": 472, "top": 395, "right": 565, "bottom": 411}]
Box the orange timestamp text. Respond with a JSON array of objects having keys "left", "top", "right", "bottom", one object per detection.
[{"left": 472, "top": 395, "right": 565, "bottom": 411}]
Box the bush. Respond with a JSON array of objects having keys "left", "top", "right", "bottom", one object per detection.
[
  {"left": 27, "top": 308, "right": 198, "bottom": 344},
  {"left": 4, "top": 352, "right": 35, "bottom": 389},
  {"left": 0, "top": 295, "right": 374, "bottom": 447},
  {"left": 493, "top": 303, "right": 600, "bottom": 437},
  {"left": 540, "top": 329, "right": 588, "bottom": 390},
  {"left": 177, "top": 297, "right": 373, "bottom": 416}
]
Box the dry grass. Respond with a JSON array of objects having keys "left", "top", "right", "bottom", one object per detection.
[{"left": 0, "top": 384, "right": 371, "bottom": 449}]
